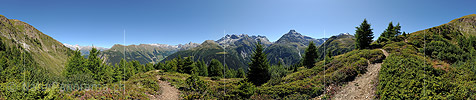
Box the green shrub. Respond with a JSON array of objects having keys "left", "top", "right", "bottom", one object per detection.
[
  {"left": 185, "top": 74, "right": 207, "bottom": 93},
  {"left": 236, "top": 81, "right": 256, "bottom": 99},
  {"left": 377, "top": 52, "right": 476, "bottom": 99},
  {"left": 258, "top": 49, "right": 384, "bottom": 98}
]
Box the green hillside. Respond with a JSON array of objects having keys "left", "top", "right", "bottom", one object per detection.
[
  {"left": 375, "top": 14, "right": 476, "bottom": 99},
  {"left": 0, "top": 15, "right": 72, "bottom": 75},
  {"left": 316, "top": 33, "right": 355, "bottom": 60}
]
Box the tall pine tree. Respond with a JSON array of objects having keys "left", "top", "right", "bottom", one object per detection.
[
  {"left": 303, "top": 41, "right": 318, "bottom": 68},
  {"left": 247, "top": 42, "right": 270, "bottom": 86},
  {"left": 85, "top": 47, "right": 102, "bottom": 81},
  {"left": 355, "top": 19, "right": 374, "bottom": 49}
]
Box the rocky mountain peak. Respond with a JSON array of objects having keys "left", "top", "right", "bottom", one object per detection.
[
  {"left": 216, "top": 34, "right": 271, "bottom": 46},
  {"left": 288, "top": 29, "right": 298, "bottom": 34},
  {"left": 338, "top": 33, "right": 351, "bottom": 36}
]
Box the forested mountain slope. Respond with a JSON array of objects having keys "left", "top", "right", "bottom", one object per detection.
[
  {"left": 0, "top": 14, "right": 72, "bottom": 75},
  {"left": 100, "top": 43, "right": 198, "bottom": 65},
  {"left": 265, "top": 30, "right": 327, "bottom": 66}
]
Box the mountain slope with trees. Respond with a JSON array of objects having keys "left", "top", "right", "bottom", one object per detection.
[
  {"left": 316, "top": 33, "right": 355, "bottom": 61},
  {"left": 0, "top": 14, "right": 72, "bottom": 75},
  {"left": 163, "top": 40, "right": 247, "bottom": 70},
  {"left": 265, "top": 30, "right": 328, "bottom": 66},
  {"left": 100, "top": 42, "right": 198, "bottom": 65}
]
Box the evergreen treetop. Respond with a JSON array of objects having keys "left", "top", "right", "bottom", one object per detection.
[
  {"left": 355, "top": 19, "right": 374, "bottom": 49},
  {"left": 247, "top": 42, "right": 270, "bottom": 86}
]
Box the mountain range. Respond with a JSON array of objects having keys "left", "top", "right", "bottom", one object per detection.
[
  {"left": 99, "top": 42, "right": 199, "bottom": 65},
  {"left": 0, "top": 13, "right": 351, "bottom": 74},
  {"left": 265, "top": 30, "right": 328, "bottom": 65},
  {"left": 64, "top": 44, "right": 109, "bottom": 56},
  {"left": 162, "top": 30, "right": 336, "bottom": 70}
]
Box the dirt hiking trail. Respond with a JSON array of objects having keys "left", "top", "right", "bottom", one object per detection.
[
  {"left": 150, "top": 70, "right": 180, "bottom": 100},
  {"left": 332, "top": 49, "right": 388, "bottom": 100}
]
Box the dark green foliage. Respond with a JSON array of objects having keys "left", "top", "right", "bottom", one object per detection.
[
  {"left": 85, "top": 48, "right": 102, "bottom": 81},
  {"left": 377, "top": 22, "right": 403, "bottom": 44},
  {"left": 0, "top": 38, "right": 61, "bottom": 99},
  {"left": 377, "top": 52, "right": 476, "bottom": 99},
  {"left": 237, "top": 68, "right": 246, "bottom": 78},
  {"left": 63, "top": 50, "right": 90, "bottom": 80},
  {"left": 208, "top": 59, "right": 224, "bottom": 77},
  {"left": 258, "top": 49, "right": 384, "bottom": 98},
  {"left": 355, "top": 19, "right": 374, "bottom": 49},
  {"left": 425, "top": 40, "right": 465, "bottom": 63},
  {"left": 376, "top": 17, "right": 476, "bottom": 99},
  {"left": 0, "top": 38, "right": 4, "bottom": 51},
  {"left": 235, "top": 81, "right": 256, "bottom": 99},
  {"left": 303, "top": 41, "right": 318, "bottom": 68},
  {"left": 1, "top": 82, "right": 63, "bottom": 99},
  {"left": 153, "top": 62, "right": 165, "bottom": 70},
  {"left": 225, "top": 65, "right": 237, "bottom": 78},
  {"left": 185, "top": 74, "right": 208, "bottom": 93},
  {"left": 63, "top": 48, "right": 116, "bottom": 84},
  {"left": 184, "top": 73, "right": 208, "bottom": 99},
  {"left": 267, "top": 63, "right": 287, "bottom": 85},
  {"left": 247, "top": 42, "right": 270, "bottom": 86},
  {"left": 381, "top": 22, "right": 395, "bottom": 39},
  {"left": 64, "top": 47, "right": 159, "bottom": 84},
  {"left": 181, "top": 56, "right": 196, "bottom": 74},
  {"left": 197, "top": 60, "right": 208, "bottom": 76}
]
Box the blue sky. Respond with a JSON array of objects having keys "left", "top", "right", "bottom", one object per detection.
[{"left": 1, "top": 0, "right": 475, "bottom": 48}]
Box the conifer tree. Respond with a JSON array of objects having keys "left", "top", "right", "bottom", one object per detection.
[
  {"left": 378, "top": 22, "right": 402, "bottom": 42},
  {"left": 303, "top": 41, "right": 318, "bottom": 68},
  {"left": 183, "top": 56, "right": 195, "bottom": 74},
  {"left": 394, "top": 23, "right": 402, "bottom": 36},
  {"left": 237, "top": 67, "right": 246, "bottom": 78},
  {"left": 208, "top": 59, "right": 223, "bottom": 77},
  {"left": 63, "top": 50, "right": 86, "bottom": 78},
  {"left": 198, "top": 60, "right": 208, "bottom": 76},
  {"left": 85, "top": 47, "right": 103, "bottom": 82},
  {"left": 355, "top": 19, "right": 374, "bottom": 49},
  {"left": 247, "top": 42, "right": 270, "bottom": 86},
  {"left": 113, "top": 61, "right": 124, "bottom": 82}
]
